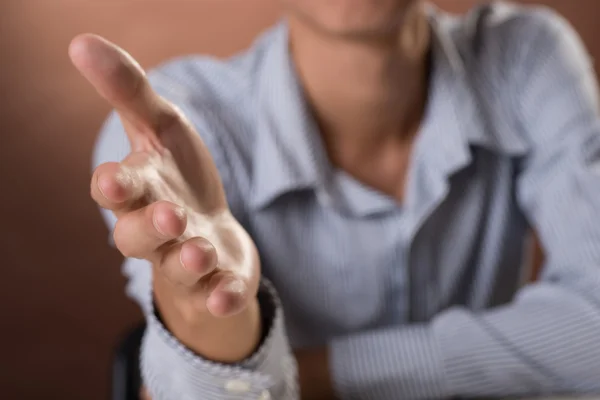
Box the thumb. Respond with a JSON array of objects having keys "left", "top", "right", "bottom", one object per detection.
[{"left": 69, "top": 34, "right": 179, "bottom": 150}]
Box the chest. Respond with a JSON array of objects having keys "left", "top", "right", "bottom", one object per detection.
[
  {"left": 330, "top": 139, "right": 415, "bottom": 203},
  {"left": 246, "top": 149, "right": 531, "bottom": 346}
]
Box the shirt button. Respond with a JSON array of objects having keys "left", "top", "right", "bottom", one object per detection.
[
  {"left": 258, "top": 390, "right": 271, "bottom": 400},
  {"left": 224, "top": 379, "right": 251, "bottom": 393}
]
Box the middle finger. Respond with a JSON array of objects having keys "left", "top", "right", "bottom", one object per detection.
[{"left": 113, "top": 200, "right": 187, "bottom": 259}]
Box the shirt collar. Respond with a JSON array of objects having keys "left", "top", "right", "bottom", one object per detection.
[
  {"left": 418, "top": 5, "right": 474, "bottom": 175},
  {"left": 248, "top": 6, "right": 516, "bottom": 215},
  {"left": 249, "top": 22, "right": 331, "bottom": 210},
  {"left": 423, "top": 3, "right": 528, "bottom": 155}
]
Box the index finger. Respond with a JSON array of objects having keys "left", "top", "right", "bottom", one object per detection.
[{"left": 69, "top": 34, "right": 181, "bottom": 149}]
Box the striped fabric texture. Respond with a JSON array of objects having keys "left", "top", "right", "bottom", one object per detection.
[{"left": 93, "top": 2, "right": 600, "bottom": 399}]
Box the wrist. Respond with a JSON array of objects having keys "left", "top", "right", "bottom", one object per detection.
[{"left": 154, "top": 286, "right": 262, "bottom": 363}]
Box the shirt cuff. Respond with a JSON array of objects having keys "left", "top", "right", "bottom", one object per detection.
[
  {"left": 140, "top": 280, "right": 297, "bottom": 400},
  {"left": 329, "top": 325, "right": 449, "bottom": 399}
]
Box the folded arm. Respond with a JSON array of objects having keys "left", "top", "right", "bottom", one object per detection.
[{"left": 324, "top": 9, "right": 600, "bottom": 400}]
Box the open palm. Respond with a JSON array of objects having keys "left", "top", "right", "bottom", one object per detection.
[{"left": 70, "top": 34, "right": 260, "bottom": 318}]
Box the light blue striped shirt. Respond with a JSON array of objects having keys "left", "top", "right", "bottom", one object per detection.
[{"left": 94, "top": 2, "right": 600, "bottom": 399}]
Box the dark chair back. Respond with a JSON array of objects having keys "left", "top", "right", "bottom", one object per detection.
[{"left": 112, "top": 323, "right": 146, "bottom": 400}]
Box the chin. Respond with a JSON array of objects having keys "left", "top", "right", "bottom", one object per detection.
[{"left": 283, "top": 0, "right": 418, "bottom": 39}]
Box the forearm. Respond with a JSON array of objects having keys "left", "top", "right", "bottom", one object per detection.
[{"left": 328, "top": 280, "right": 600, "bottom": 399}]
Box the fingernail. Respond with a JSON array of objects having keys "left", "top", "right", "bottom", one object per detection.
[
  {"left": 97, "top": 174, "right": 111, "bottom": 199},
  {"left": 179, "top": 248, "right": 188, "bottom": 270},
  {"left": 152, "top": 211, "right": 167, "bottom": 237},
  {"left": 179, "top": 241, "right": 198, "bottom": 271}
]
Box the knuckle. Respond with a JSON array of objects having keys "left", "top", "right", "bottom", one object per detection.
[
  {"left": 114, "top": 241, "right": 135, "bottom": 259},
  {"left": 163, "top": 250, "right": 204, "bottom": 288},
  {"left": 113, "top": 236, "right": 135, "bottom": 258},
  {"left": 154, "top": 103, "right": 184, "bottom": 133},
  {"left": 109, "top": 60, "right": 143, "bottom": 103},
  {"left": 112, "top": 220, "right": 137, "bottom": 258}
]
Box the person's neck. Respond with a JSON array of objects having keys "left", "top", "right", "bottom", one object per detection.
[{"left": 288, "top": 4, "right": 431, "bottom": 163}]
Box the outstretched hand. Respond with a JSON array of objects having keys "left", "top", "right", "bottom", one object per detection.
[{"left": 70, "top": 34, "right": 260, "bottom": 324}]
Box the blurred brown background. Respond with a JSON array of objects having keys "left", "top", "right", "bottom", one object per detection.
[{"left": 0, "top": 1, "right": 598, "bottom": 399}]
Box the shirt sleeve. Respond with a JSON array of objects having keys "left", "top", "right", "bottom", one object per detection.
[
  {"left": 92, "top": 65, "right": 298, "bottom": 400},
  {"left": 329, "top": 9, "right": 600, "bottom": 400}
]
